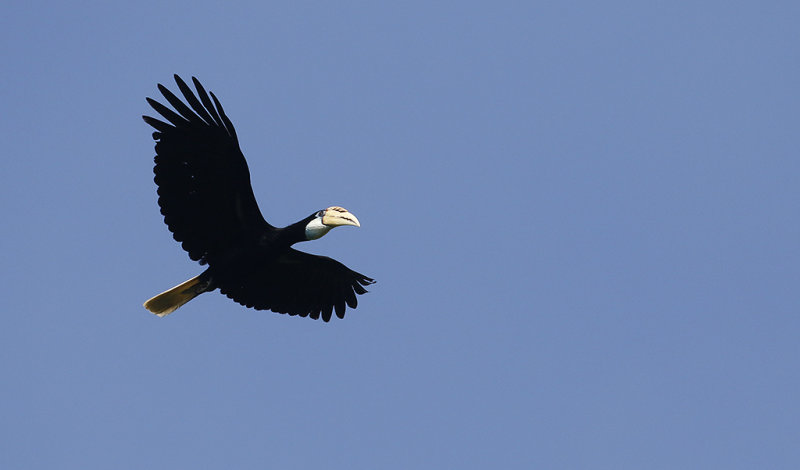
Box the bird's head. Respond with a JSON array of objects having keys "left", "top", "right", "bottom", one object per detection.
[{"left": 304, "top": 206, "right": 361, "bottom": 240}]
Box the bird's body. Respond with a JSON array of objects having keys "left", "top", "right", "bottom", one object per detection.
[{"left": 143, "top": 75, "right": 373, "bottom": 322}]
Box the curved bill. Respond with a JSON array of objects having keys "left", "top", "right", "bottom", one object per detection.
[{"left": 322, "top": 207, "right": 360, "bottom": 227}]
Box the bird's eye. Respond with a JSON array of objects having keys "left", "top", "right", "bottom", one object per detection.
[{"left": 317, "top": 210, "right": 325, "bottom": 217}]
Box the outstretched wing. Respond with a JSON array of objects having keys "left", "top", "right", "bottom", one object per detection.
[
  {"left": 219, "top": 249, "right": 375, "bottom": 322},
  {"left": 143, "top": 75, "right": 272, "bottom": 265}
]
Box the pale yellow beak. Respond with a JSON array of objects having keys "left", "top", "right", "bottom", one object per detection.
[{"left": 321, "top": 206, "right": 361, "bottom": 228}]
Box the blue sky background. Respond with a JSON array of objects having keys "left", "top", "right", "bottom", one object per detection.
[{"left": 2, "top": 1, "right": 798, "bottom": 468}]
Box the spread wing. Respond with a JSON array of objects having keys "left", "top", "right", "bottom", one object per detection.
[
  {"left": 143, "top": 75, "right": 272, "bottom": 265},
  {"left": 218, "top": 249, "right": 375, "bottom": 322}
]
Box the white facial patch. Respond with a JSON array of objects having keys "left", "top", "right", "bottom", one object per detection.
[{"left": 305, "top": 217, "right": 332, "bottom": 240}]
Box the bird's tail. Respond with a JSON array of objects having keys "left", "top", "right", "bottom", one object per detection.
[{"left": 143, "top": 275, "right": 208, "bottom": 317}]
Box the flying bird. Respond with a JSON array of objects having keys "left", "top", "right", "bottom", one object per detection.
[{"left": 142, "top": 75, "right": 374, "bottom": 321}]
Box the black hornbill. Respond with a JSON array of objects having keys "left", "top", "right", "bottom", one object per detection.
[{"left": 142, "top": 75, "right": 374, "bottom": 322}]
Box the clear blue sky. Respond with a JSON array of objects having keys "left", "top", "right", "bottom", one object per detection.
[{"left": 2, "top": 1, "right": 798, "bottom": 468}]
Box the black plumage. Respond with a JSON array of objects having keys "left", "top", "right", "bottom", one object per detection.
[{"left": 142, "top": 75, "right": 374, "bottom": 321}]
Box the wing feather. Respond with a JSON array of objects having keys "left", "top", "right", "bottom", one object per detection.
[
  {"left": 211, "top": 91, "right": 238, "bottom": 142},
  {"left": 218, "top": 249, "right": 375, "bottom": 321},
  {"left": 192, "top": 76, "right": 225, "bottom": 129},
  {"left": 157, "top": 83, "right": 206, "bottom": 126},
  {"left": 142, "top": 115, "right": 172, "bottom": 133},
  {"left": 143, "top": 75, "right": 272, "bottom": 265},
  {"left": 174, "top": 75, "right": 215, "bottom": 125},
  {"left": 146, "top": 97, "right": 189, "bottom": 127}
]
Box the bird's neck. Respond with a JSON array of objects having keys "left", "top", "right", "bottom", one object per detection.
[{"left": 274, "top": 218, "right": 312, "bottom": 246}]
